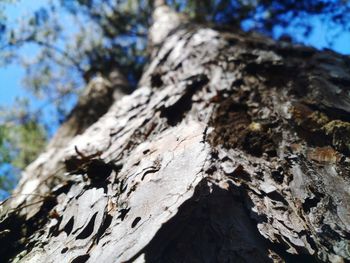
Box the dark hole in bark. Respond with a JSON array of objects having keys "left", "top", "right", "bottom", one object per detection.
[
  {"left": 231, "top": 78, "right": 244, "bottom": 87},
  {"left": 160, "top": 74, "right": 209, "bottom": 126},
  {"left": 95, "top": 214, "right": 113, "bottom": 244},
  {"left": 52, "top": 180, "right": 73, "bottom": 195},
  {"left": 71, "top": 254, "right": 90, "bottom": 263},
  {"left": 303, "top": 231, "right": 318, "bottom": 252},
  {"left": 119, "top": 180, "right": 128, "bottom": 193},
  {"left": 266, "top": 191, "right": 288, "bottom": 206},
  {"left": 87, "top": 160, "right": 113, "bottom": 181},
  {"left": 63, "top": 216, "right": 74, "bottom": 236},
  {"left": 321, "top": 224, "right": 341, "bottom": 242},
  {"left": 64, "top": 157, "right": 80, "bottom": 173},
  {"left": 302, "top": 195, "right": 323, "bottom": 214},
  {"left": 205, "top": 165, "right": 217, "bottom": 175},
  {"left": 342, "top": 231, "right": 350, "bottom": 240},
  {"left": 61, "top": 247, "right": 68, "bottom": 254},
  {"left": 230, "top": 164, "right": 251, "bottom": 181},
  {"left": 141, "top": 168, "right": 159, "bottom": 181},
  {"left": 131, "top": 217, "right": 141, "bottom": 228},
  {"left": 76, "top": 212, "right": 98, "bottom": 240},
  {"left": 271, "top": 170, "right": 284, "bottom": 184},
  {"left": 118, "top": 208, "right": 130, "bottom": 221},
  {"left": 151, "top": 73, "right": 163, "bottom": 88}
]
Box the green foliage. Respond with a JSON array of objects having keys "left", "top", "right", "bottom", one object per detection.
[
  {"left": 5, "top": 120, "right": 46, "bottom": 169},
  {"left": 0, "top": 101, "right": 46, "bottom": 197}
]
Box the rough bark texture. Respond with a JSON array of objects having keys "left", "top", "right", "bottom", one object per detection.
[{"left": 1, "top": 4, "right": 350, "bottom": 263}]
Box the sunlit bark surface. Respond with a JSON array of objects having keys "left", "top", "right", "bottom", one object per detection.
[{"left": 1, "top": 4, "right": 350, "bottom": 263}]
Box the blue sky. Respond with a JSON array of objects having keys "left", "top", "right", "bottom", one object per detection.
[
  {"left": 272, "top": 15, "right": 350, "bottom": 54},
  {"left": 1, "top": 1, "right": 350, "bottom": 123},
  {"left": 0, "top": 0, "right": 47, "bottom": 110},
  {"left": 0, "top": 64, "right": 27, "bottom": 106}
]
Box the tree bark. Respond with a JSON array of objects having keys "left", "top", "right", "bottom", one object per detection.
[{"left": 1, "top": 4, "right": 350, "bottom": 263}]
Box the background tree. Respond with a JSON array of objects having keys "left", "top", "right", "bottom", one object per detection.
[{"left": 2, "top": 0, "right": 350, "bottom": 117}]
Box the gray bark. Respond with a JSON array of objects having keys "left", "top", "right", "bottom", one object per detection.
[{"left": 1, "top": 4, "right": 350, "bottom": 263}]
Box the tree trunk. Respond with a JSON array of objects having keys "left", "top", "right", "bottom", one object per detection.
[{"left": 1, "top": 4, "right": 350, "bottom": 263}]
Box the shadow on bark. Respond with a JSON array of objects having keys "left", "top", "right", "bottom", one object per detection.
[
  {"left": 126, "top": 179, "right": 320, "bottom": 263},
  {"left": 125, "top": 180, "right": 268, "bottom": 262}
]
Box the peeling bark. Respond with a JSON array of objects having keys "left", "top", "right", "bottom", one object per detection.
[{"left": 1, "top": 5, "right": 350, "bottom": 263}]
